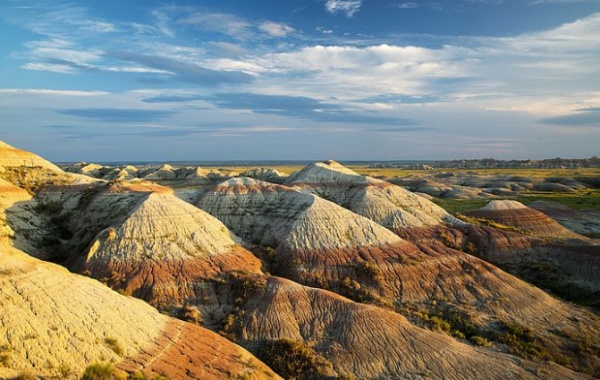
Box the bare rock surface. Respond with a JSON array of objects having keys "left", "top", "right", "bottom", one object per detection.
[
  {"left": 236, "top": 276, "right": 590, "bottom": 380},
  {"left": 198, "top": 178, "right": 592, "bottom": 324},
  {"left": 198, "top": 177, "right": 403, "bottom": 251},
  {"left": 241, "top": 167, "right": 287, "bottom": 183},
  {"left": 0, "top": 245, "right": 276, "bottom": 380},
  {"left": 530, "top": 200, "right": 600, "bottom": 237},
  {"left": 469, "top": 200, "right": 585, "bottom": 239},
  {"left": 80, "top": 190, "right": 263, "bottom": 321},
  {"left": 0, "top": 141, "right": 62, "bottom": 173},
  {"left": 286, "top": 160, "right": 462, "bottom": 228}
]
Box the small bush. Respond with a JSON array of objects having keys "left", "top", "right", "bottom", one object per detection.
[
  {"left": 470, "top": 335, "right": 491, "bottom": 347},
  {"left": 178, "top": 305, "right": 203, "bottom": 324},
  {"left": 104, "top": 337, "right": 124, "bottom": 356},
  {"left": 256, "top": 339, "right": 332, "bottom": 380},
  {"left": 14, "top": 370, "right": 37, "bottom": 380},
  {"left": 356, "top": 261, "right": 380, "bottom": 278},
  {"left": 0, "top": 353, "right": 11, "bottom": 367},
  {"left": 58, "top": 363, "right": 73, "bottom": 378},
  {"left": 81, "top": 362, "right": 126, "bottom": 380}
]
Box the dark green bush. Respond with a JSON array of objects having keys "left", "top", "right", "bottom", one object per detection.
[{"left": 255, "top": 339, "right": 330, "bottom": 380}]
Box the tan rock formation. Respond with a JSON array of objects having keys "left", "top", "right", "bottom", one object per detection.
[
  {"left": 242, "top": 167, "right": 286, "bottom": 183},
  {"left": 468, "top": 200, "right": 584, "bottom": 239},
  {"left": 234, "top": 276, "right": 590, "bottom": 380},
  {"left": 0, "top": 141, "right": 62, "bottom": 173},
  {"left": 286, "top": 160, "right": 462, "bottom": 229},
  {"left": 0, "top": 244, "right": 278, "bottom": 380},
  {"left": 81, "top": 191, "right": 263, "bottom": 321},
  {"left": 530, "top": 200, "right": 600, "bottom": 237},
  {"left": 198, "top": 177, "right": 600, "bottom": 376}
]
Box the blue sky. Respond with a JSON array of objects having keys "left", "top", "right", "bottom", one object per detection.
[{"left": 1, "top": 0, "right": 599, "bottom": 161}]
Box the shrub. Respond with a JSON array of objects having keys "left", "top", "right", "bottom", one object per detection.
[
  {"left": 227, "top": 272, "right": 267, "bottom": 307},
  {"left": 356, "top": 261, "right": 380, "bottom": 278},
  {"left": 81, "top": 362, "right": 126, "bottom": 380},
  {"left": 104, "top": 337, "right": 124, "bottom": 356},
  {"left": 470, "top": 335, "right": 491, "bottom": 347},
  {"left": 0, "top": 354, "right": 10, "bottom": 367},
  {"left": 255, "top": 339, "right": 331, "bottom": 380},
  {"left": 58, "top": 363, "right": 73, "bottom": 378},
  {"left": 14, "top": 370, "right": 37, "bottom": 380},
  {"left": 178, "top": 305, "right": 203, "bottom": 324}
]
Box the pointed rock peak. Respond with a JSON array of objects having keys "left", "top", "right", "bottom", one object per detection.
[
  {"left": 282, "top": 196, "right": 403, "bottom": 250},
  {"left": 86, "top": 192, "right": 240, "bottom": 263},
  {"left": 480, "top": 200, "right": 528, "bottom": 211},
  {"left": 286, "top": 160, "right": 362, "bottom": 184},
  {"left": 317, "top": 160, "right": 359, "bottom": 175},
  {"left": 159, "top": 164, "right": 175, "bottom": 171}
]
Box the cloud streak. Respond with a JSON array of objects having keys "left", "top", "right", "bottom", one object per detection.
[
  {"left": 58, "top": 108, "right": 176, "bottom": 122},
  {"left": 540, "top": 108, "right": 600, "bottom": 126},
  {"left": 325, "top": 0, "right": 363, "bottom": 17},
  {"left": 210, "top": 92, "right": 418, "bottom": 125},
  {"left": 109, "top": 51, "right": 253, "bottom": 86}
]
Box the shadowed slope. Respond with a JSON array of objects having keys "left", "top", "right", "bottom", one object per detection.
[
  {"left": 198, "top": 177, "right": 600, "bottom": 375},
  {"left": 530, "top": 200, "right": 600, "bottom": 237},
  {"left": 232, "top": 277, "right": 590, "bottom": 380}
]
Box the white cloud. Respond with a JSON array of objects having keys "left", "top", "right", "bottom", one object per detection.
[
  {"left": 325, "top": 0, "right": 363, "bottom": 17},
  {"left": 316, "top": 26, "right": 334, "bottom": 34},
  {"left": 152, "top": 10, "right": 175, "bottom": 38},
  {"left": 395, "top": 2, "right": 419, "bottom": 9},
  {"left": 205, "top": 12, "right": 600, "bottom": 120},
  {"left": 0, "top": 89, "right": 110, "bottom": 96},
  {"left": 22, "top": 63, "right": 75, "bottom": 73},
  {"left": 23, "top": 39, "right": 102, "bottom": 65},
  {"left": 78, "top": 20, "right": 118, "bottom": 33},
  {"left": 258, "top": 21, "right": 294, "bottom": 37},
  {"left": 178, "top": 11, "right": 251, "bottom": 38}
]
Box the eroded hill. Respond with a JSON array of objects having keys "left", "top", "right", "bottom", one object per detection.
[{"left": 2, "top": 141, "right": 600, "bottom": 379}]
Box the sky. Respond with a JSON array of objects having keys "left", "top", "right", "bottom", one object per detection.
[{"left": 1, "top": 0, "right": 599, "bottom": 162}]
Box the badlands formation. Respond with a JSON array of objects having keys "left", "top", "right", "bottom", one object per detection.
[
  {"left": 0, "top": 142, "right": 277, "bottom": 380},
  {"left": 1, "top": 140, "right": 599, "bottom": 379}
]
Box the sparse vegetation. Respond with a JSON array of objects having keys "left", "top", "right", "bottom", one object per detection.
[
  {"left": 469, "top": 335, "right": 491, "bottom": 347},
  {"left": 355, "top": 261, "right": 380, "bottom": 278},
  {"left": 127, "top": 371, "right": 170, "bottom": 380},
  {"left": 177, "top": 305, "right": 203, "bottom": 324},
  {"left": 255, "top": 339, "right": 333, "bottom": 380},
  {"left": 491, "top": 321, "right": 550, "bottom": 360},
  {"left": 227, "top": 271, "right": 267, "bottom": 307},
  {"left": 81, "top": 362, "right": 126, "bottom": 380},
  {"left": 0, "top": 344, "right": 12, "bottom": 367},
  {"left": 104, "top": 337, "right": 124, "bottom": 356},
  {"left": 13, "top": 370, "right": 37, "bottom": 380}
]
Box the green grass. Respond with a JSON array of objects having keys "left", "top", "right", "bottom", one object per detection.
[
  {"left": 350, "top": 167, "right": 600, "bottom": 179},
  {"left": 432, "top": 189, "right": 600, "bottom": 214},
  {"left": 517, "top": 190, "right": 600, "bottom": 211},
  {"left": 432, "top": 198, "right": 491, "bottom": 214}
]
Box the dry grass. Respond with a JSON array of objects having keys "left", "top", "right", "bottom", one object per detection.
[{"left": 349, "top": 167, "right": 600, "bottom": 179}]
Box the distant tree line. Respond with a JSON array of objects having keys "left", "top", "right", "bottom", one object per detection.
[{"left": 369, "top": 157, "right": 600, "bottom": 169}]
